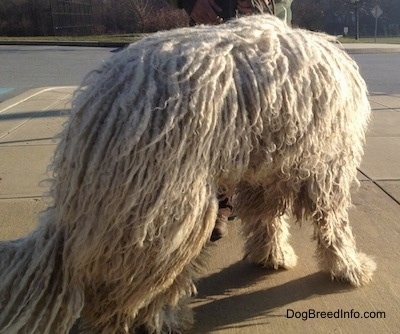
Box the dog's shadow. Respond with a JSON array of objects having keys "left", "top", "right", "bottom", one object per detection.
[{"left": 191, "top": 261, "right": 352, "bottom": 333}]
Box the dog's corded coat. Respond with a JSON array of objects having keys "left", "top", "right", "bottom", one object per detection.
[{"left": 0, "top": 14, "right": 375, "bottom": 333}]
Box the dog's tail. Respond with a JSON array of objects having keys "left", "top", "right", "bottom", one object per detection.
[{"left": 0, "top": 209, "right": 83, "bottom": 334}]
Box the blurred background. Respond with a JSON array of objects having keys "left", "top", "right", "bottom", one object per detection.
[{"left": 0, "top": 0, "right": 398, "bottom": 39}]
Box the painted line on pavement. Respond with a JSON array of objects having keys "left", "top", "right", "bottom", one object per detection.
[
  {"left": 0, "top": 86, "right": 75, "bottom": 142},
  {"left": 0, "top": 86, "right": 75, "bottom": 115}
]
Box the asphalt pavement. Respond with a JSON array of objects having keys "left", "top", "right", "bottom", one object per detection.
[{"left": 0, "top": 43, "right": 399, "bottom": 333}]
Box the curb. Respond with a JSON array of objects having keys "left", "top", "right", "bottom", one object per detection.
[
  {"left": 0, "top": 40, "right": 128, "bottom": 48},
  {"left": 1, "top": 40, "right": 400, "bottom": 54}
]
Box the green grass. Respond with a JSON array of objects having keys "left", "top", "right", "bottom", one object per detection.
[
  {"left": 338, "top": 36, "right": 400, "bottom": 44},
  {"left": 0, "top": 33, "right": 146, "bottom": 44},
  {"left": 1, "top": 34, "right": 400, "bottom": 44}
]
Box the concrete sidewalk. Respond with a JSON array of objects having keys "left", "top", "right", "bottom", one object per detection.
[{"left": 0, "top": 87, "right": 399, "bottom": 333}]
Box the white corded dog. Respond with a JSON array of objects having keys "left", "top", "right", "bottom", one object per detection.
[{"left": 0, "top": 14, "right": 375, "bottom": 334}]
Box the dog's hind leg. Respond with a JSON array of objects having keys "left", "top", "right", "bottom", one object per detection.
[
  {"left": 130, "top": 195, "right": 218, "bottom": 334},
  {"left": 243, "top": 215, "right": 298, "bottom": 270},
  {"left": 301, "top": 171, "right": 376, "bottom": 286},
  {"left": 236, "top": 183, "right": 297, "bottom": 270},
  {"left": 312, "top": 207, "right": 376, "bottom": 287},
  {"left": 132, "top": 252, "right": 208, "bottom": 334},
  {"left": 75, "top": 185, "right": 217, "bottom": 334}
]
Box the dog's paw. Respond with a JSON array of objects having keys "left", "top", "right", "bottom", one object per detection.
[
  {"left": 246, "top": 243, "right": 298, "bottom": 270},
  {"left": 328, "top": 252, "right": 376, "bottom": 287}
]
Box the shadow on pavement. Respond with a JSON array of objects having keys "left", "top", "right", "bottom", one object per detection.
[
  {"left": 192, "top": 261, "right": 352, "bottom": 333},
  {"left": 0, "top": 109, "right": 70, "bottom": 120}
]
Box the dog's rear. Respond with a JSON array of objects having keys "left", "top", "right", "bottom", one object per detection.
[{"left": 0, "top": 14, "right": 374, "bottom": 334}]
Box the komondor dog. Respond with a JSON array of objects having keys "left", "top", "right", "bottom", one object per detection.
[{"left": 0, "top": 14, "right": 375, "bottom": 334}]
